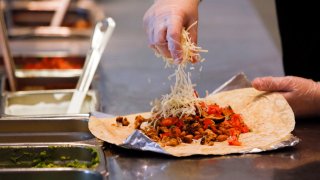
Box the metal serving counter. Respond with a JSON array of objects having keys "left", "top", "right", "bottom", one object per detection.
[{"left": 101, "top": 118, "right": 320, "bottom": 180}]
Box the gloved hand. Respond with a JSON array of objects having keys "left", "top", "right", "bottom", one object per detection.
[
  {"left": 252, "top": 76, "right": 320, "bottom": 117},
  {"left": 143, "top": 0, "right": 200, "bottom": 63}
]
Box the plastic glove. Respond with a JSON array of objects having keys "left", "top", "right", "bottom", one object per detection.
[
  {"left": 252, "top": 76, "right": 320, "bottom": 117},
  {"left": 143, "top": 0, "right": 200, "bottom": 64}
]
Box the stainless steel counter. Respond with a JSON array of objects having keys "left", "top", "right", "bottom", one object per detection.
[
  {"left": 102, "top": 118, "right": 320, "bottom": 180},
  {"left": 94, "top": 1, "right": 319, "bottom": 179}
]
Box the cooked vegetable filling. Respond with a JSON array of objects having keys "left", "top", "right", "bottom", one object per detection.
[{"left": 118, "top": 101, "right": 250, "bottom": 147}]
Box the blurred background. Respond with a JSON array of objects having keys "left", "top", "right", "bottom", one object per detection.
[
  {"left": 0, "top": 0, "right": 284, "bottom": 115},
  {"left": 97, "top": 0, "right": 283, "bottom": 114}
]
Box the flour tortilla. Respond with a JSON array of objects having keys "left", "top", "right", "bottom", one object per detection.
[{"left": 89, "top": 88, "right": 295, "bottom": 157}]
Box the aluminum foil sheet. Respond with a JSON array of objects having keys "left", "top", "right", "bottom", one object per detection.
[{"left": 96, "top": 73, "right": 300, "bottom": 156}]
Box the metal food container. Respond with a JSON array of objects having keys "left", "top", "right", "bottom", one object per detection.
[
  {"left": 2, "top": 0, "right": 104, "bottom": 38},
  {"left": 0, "top": 73, "right": 5, "bottom": 115},
  {"left": 0, "top": 117, "right": 96, "bottom": 143},
  {"left": 0, "top": 54, "right": 86, "bottom": 90},
  {"left": 1, "top": 89, "right": 99, "bottom": 117},
  {"left": 0, "top": 143, "right": 107, "bottom": 180},
  {"left": 0, "top": 170, "right": 105, "bottom": 180}
]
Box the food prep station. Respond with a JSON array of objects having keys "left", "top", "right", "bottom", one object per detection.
[
  {"left": 0, "top": 0, "right": 107, "bottom": 179},
  {"left": 1, "top": 0, "right": 320, "bottom": 180},
  {"left": 0, "top": 79, "right": 107, "bottom": 179}
]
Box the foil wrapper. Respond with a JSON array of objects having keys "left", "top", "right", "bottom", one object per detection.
[
  {"left": 96, "top": 73, "right": 300, "bottom": 156},
  {"left": 122, "top": 130, "right": 169, "bottom": 155}
]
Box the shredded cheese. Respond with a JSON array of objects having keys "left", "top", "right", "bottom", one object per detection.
[
  {"left": 151, "top": 22, "right": 207, "bottom": 123},
  {"left": 151, "top": 66, "right": 199, "bottom": 118}
]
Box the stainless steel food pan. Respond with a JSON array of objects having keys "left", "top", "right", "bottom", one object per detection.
[
  {"left": 0, "top": 144, "right": 104, "bottom": 169},
  {"left": 13, "top": 55, "right": 85, "bottom": 77},
  {"left": 0, "top": 54, "right": 85, "bottom": 90},
  {"left": 2, "top": 89, "right": 99, "bottom": 117},
  {"left": 0, "top": 143, "right": 107, "bottom": 179},
  {"left": 3, "top": 0, "right": 104, "bottom": 38},
  {"left": 0, "top": 74, "right": 5, "bottom": 115},
  {"left": 16, "top": 76, "right": 81, "bottom": 90},
  {"left": 0, "top": 117, "right": 95, "bottom": 143},
  {"left": 0, "top": 169, "right": 105, "bottom": 180}
]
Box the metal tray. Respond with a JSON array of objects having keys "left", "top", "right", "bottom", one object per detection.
[
  {"left": 0, "top": 143, "right": 107, "bottom": 179},
  {"left": 1, "top": 89, "right": 99, "bottom": 117},
  {"left": 16, "top": 76, "right": 81, "bottom": 90},
  {"left": 0, "top": 54, "right": 85, "bottom": 90},
  {"left": 0, "top": 144, "right": 104, "bottom": 169},
  {"left": 0, "top": 169, "right": 105, "bottom": 180},
  {"left": 3, "top": 0, "right": 104, "bottom": 38},
  {"left": 13, "top": 55, "right": 85, "bottom": 77},
  {"left": 0, "top": 73, "right": 5, "bottom": 115},
  {"left": 0, "top": 117, "right": 96, "bottom": 143},
  {"left": 9, "top": 6, "right": 92, "bottom": 28}
]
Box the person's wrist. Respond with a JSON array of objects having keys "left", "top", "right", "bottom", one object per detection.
[{"left": 314, "top": 82, "right": 320, "bottom": 116}]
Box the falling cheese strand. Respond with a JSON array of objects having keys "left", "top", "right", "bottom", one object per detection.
[
  {"left": 151, "top": 65, "right": 199, "bottom": 119},
  {"left": 151, "top": 22, "right": 207, "bottom": 123}
]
